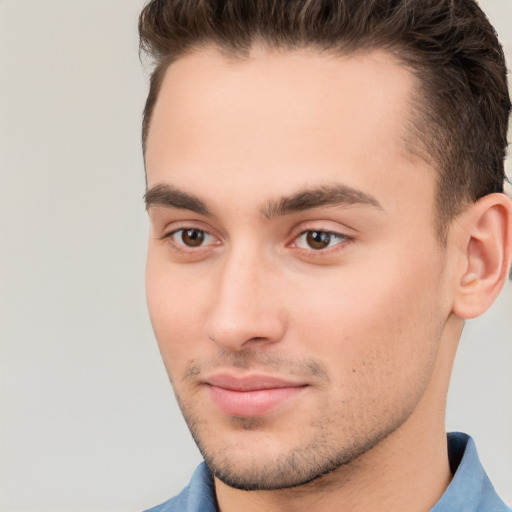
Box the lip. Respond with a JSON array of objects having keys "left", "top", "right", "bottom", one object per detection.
[{"left": 204, "top": 373, "right": 308, "bottom": 417}]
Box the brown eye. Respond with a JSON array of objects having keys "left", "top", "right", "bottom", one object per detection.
[
  {"left": 294, "top": 230, "right": 348, "bottom": 251},
  {"left": 180, "top": 229, "right": 205, "bottom": 247},
  {"left": 166, "top": 228, "right": 218, "bottom": 254},
  {"left": 306, "top": 231, "right": 333, "bottom": 250}
]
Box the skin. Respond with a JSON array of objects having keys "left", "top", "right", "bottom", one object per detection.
[{"left": 144, "top": 47, "right": 512, "bottom": 511}]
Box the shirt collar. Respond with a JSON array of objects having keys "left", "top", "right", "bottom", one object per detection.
[{"left": 430, "top": 432, "right": 510, "bottom": 512}]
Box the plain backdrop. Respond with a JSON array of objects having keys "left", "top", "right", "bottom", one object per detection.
[{"left": 0, "top": 1, "right": 511, "bottom": 511}]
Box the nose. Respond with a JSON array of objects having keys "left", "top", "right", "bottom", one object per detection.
[{"left": 204, "top": 249, "right": 286, "bottom": 352}]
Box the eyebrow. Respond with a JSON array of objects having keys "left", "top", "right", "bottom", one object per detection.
[
  {"left": 144, "top": 182, "right": 383, "bottom": 218},
  {"left": 261, "top": 184, "right": 383, "bottom": 219},
  {"left": 144, "top": 184, "right": 211, "bottom": 215}
]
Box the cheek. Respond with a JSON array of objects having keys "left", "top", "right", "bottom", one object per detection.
[
  {"left": 145, "top": 250, "right": 210, "bottom": 375},
  {"left": 288, "top": 254, "right": 445, "bottom": 387}
]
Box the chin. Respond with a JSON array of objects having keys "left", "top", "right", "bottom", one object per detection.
[{"left": 191, "top": 422, "right": 391, "bottom": 492}]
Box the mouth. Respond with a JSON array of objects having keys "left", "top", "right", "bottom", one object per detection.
[{"left": 203, "top": 373, "right": 309, "bottom": 417}]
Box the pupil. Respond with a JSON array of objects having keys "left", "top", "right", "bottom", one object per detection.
[
  {"left": 182, "top": 229, "right": 204, "bottom": 247},
  {"left": 306, "top": 231, "right": 331, "bottom": 250}
]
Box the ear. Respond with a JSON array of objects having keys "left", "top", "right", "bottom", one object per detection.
[{"left": 452, "top": 193, "right": 512, "bottom": 320}]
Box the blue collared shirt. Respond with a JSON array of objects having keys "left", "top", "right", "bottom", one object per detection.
[{"left": 145, "top": 432, "right": 511, "bottom": 512}]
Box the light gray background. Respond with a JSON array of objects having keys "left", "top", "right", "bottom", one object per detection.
[{"left": 0, "top": 1, "right": 510, "bottom": 511}]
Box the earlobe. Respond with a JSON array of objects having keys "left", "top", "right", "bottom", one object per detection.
[{"left": 452, "top": 193, "right": 512, "bottom": 320}]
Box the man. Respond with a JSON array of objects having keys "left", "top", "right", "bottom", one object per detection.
[{"left": 139, "top": 1, "right": 512, "bottom": 511}]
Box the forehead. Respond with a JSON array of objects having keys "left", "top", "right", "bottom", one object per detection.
[{"left": 145, "top": 46, "right": 434, "bottom": 217}]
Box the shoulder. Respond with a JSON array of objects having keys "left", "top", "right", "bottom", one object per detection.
[
  {"left": 143, "top": 492, "right": 188, "bottom": 512},
  {"left": 143, "top": 462, "right": 217, "bottom": 512}
]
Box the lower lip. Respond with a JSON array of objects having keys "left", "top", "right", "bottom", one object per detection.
[{"left": 207, "top": 385, "right": 306, "bottom": 417}]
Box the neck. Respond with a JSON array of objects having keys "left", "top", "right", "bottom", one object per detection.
[{"left": 214, "top": 316, "right": 462, "bottom": 512}]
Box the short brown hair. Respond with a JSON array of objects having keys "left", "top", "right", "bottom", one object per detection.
[{"left": 139, "top": 0, "right": 510, "bottom": 237}]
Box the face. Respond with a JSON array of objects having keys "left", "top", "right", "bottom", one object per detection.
[{"left": 145, "top": 47, "right": 454, "bottom": 490}]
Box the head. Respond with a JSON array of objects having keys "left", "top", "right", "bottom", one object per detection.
[{"left": 140, "top": 0, "right": 512, "bottom": 493}]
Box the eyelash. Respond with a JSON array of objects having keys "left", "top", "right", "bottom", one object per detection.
[
  {"left": 161, "top": 227, "right": 353, "bottom": 256},
  {"left": 292, "top": 229, "right": 352, "bottom": 253},
  {"left": 160, "top": 228, "right": 218, "bottom": 254}
]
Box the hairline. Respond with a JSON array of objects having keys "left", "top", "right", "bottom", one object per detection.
[{"left": 142, "top": 42, "right": 463, "bottom": 244}]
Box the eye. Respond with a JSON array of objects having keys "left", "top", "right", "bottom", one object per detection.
[
  {"left": 168, "top": 228, "right": 215, "bottom": 248},
  {"left": 295, "top": 230, "right": 348, "bottom": 250}
]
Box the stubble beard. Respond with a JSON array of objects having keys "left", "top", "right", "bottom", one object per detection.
[
  {"left": 171, "top": 348, "right": 431, "bottom": 492},
  {"left": 175, "top": 391, "right": 411, "bottom": 492}
]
